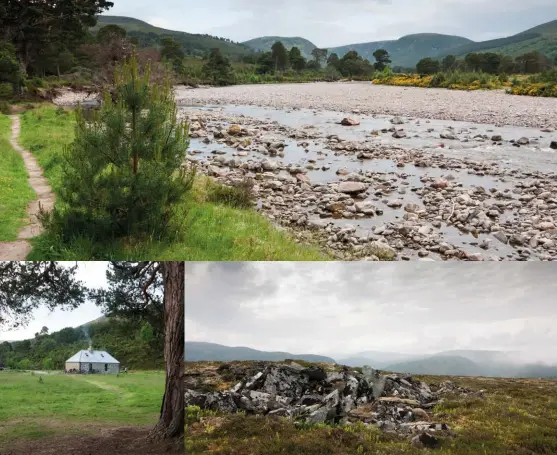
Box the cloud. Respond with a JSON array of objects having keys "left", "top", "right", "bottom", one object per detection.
[
  {"left": 105, "top": 0, "right": 556, "bottom": 45},
  {"left": 185, "top": 262, "right": 557, "bottom": 362}
]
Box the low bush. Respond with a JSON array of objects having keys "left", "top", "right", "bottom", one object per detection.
[{"left": 206, "top": 178, "right": 255, "bottom": 209}]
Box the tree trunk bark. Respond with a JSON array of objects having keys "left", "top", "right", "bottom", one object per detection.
[{"left": 149, "top": 261, "right": 184, "bottom": 440}]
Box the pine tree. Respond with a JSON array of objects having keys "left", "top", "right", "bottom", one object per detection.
[{"left": 44, "top": 54, "right": 194, "bottom": 242}]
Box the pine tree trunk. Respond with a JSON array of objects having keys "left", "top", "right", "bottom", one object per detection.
[{"left": 149, "top": 261, "right": 184, "bottom": 440}]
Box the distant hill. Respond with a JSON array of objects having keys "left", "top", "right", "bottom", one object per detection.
[
  {"left": 185, "top": 341, "right": 336, "bottom": 363},
  {"left": 437, "top": 19, "right": 557, "bottom": 62},
  {"left": 93, "top": 16, "right": 557, "bottom": 67},
  {"left": 329, "top": 33, "right": 473, "bottom": 67},
  {"left": 93, "top": 16, "right": 254, "bottom": 59},
  {"left": 242, "top": 36, "right": 317, "bottom": 60},
  {"left": 337, "top": 351, "right": 423, "bottom": 369},
  {"left": 385, "top": 354, "right": 484, "bottom": 376}
]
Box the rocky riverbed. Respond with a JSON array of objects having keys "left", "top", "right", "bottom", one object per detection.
[
  {"left": 175, "top": 82, "right": 557, "bottom": 130},
  {"left": 179, "top": 104, "right": 557, "bottom": 261},
  {"left": 185, "top": 361, "right": 484, "bottom": 449}
]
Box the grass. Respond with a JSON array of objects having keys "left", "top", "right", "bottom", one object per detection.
[
  {"left": 186, "top": 365, "right": 557, "bottom": 455},
  {"left": 19, "top": 106, "right": 327, "bottom": 260},
  {"left": 0, "top": 114, "right": 35, "bottom": 241},
  {"left": 373, "top": 71, "right": 508, "bottom": 91},
  {"left": 0, "top": 370, "right": 164, "bottom": 445}
]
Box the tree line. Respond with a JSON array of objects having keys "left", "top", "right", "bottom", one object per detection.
[
  {"left": 199, "top": 40, "right": 394, "bottom": 85},
  {"left": 0, "top": 318, "right": 163, "bottom": 371},
  {"left": 416, "top": 50, "right": 556, "bottom": 76}
]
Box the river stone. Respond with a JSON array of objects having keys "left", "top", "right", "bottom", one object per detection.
[
  {"left": 341, "top": 118, "right": 360, "bottom": 126},
  {"left": 550, "top": 141, "right": 557, "bottom": 150},
  {"left": 516, "top": 137, "right": 529, "bottom": 145},
  {"left": 338, "top": 182, "right": 368, "bottom": 194}
]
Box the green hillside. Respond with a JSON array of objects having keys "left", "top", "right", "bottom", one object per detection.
[
  {"left": 330, "top": 33, "right": 473, "bottom": 67},
  {"left": 438, "top": 19, "right": 557, "bottom": 61},
  {"left": 185, "top": 341, "right": 336, "bottom": 363},
  {"left": 242, "top": 36, "right": 317, "bottom": 59},
  {"left": 93, "top": 15, "right": 254, "bottom": 59},
  {"left": 0, "top": 317, "right": 164, "bottom": 371}
]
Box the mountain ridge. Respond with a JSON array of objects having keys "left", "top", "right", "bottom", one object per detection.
[
  {"left": 185, "top": 341, "right": 336, "bottom": 363},
  {"left": 96, "top": 15, "right": 557, "bottom": 66}
]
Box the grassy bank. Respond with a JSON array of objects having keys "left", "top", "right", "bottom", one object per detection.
[
  {"left": 373, "top": 71, "right": 509, "bottom": 91},
  {"left": 186, "top": 373, "right": 557, "bottom": 455},
  {"left": 0, "top": 370, "right": 164, "bottom": 445},
  {"left": 19, "top": 106, "right": 327, "bottom": 260},
  {"left": 0, "top": 114, "right": 35, "bottom": 241}
]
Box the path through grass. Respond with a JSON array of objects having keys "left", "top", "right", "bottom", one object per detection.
[
  {"left": 20, "top": 106, "right": 327, "bottom": 260},
  {"left": 0, "top": 115, "right": 34, "bottom": 241},
  {"left": 0, "top": 370, "right": 165, "bottom": 446}
]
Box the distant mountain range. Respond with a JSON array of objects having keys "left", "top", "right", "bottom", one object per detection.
[
  {"left": 187, "top": 342, "right": 557, "bottom": 379},
  {"left": 185, "top": 341, "right": 336, "bottom": 363},
  {"left": 96, "top": 15, "right": 557, "bottom": 68}
]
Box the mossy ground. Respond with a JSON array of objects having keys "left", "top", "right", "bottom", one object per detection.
[{"left": 185, "top": 361, "right": 557, "bottom": 455}]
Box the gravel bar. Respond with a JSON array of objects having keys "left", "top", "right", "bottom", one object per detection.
[{"left": 175, "top": 82, "right": 557, "bottom": 130}]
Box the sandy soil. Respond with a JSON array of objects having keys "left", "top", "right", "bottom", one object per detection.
[{"left": 175, "top": 82, "right": 557, "bottom": 129}]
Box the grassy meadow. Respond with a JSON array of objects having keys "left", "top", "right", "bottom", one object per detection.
[
  {"left": 17, "top": 106, "right": 326, "bottom": 261},
  {"left": 186, "top": 372, "right": 557, "bottom": 455},
  {"left": 0, "top": 370, "right": 165, "bottom": 447},
  {"left": 0, "top": 114, "right": 35, "bottom": 241}
]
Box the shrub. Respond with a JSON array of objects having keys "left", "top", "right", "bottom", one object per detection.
[
  {"left": 0, "top": 100, "right": 10, "bottom": 114},
  {"left": 0, "top": 82, "right": 12, "bottom": 99},
  {"left": 206, "top": 179, "right": 255, "bottom": 209},
  {"left": 41, "top": 54, "right": 196, "bottom": 242}
]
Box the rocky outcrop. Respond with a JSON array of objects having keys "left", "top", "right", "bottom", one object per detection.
[{"left": 185, "top": 362, "right": 482, "bottom": 444}]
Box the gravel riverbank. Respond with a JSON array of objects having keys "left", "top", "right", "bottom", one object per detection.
[{"left": 175, "top": 82, "right": 557, "bottom": 130}]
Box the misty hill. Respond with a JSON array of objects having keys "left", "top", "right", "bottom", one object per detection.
[
  {"left": 242, "top": 36, "right": 317, "bottom": 60},
  {"left": 437, "top": 19, "right": 557, "bottom": 61},
  {"left": 384, "top": 352, "right": 557, "bottom": 379},
  {"left": 185, "top": 341, "right": 336, "bottom": 363},
  {"left": 94, "top": 15, "right": 253, "bottom": 59},
  {"left": 329, "top": 33, "right": 473, "bottom": 67},
  {"left": 337, "top": 351, "right": 423, "bottom": 369}
]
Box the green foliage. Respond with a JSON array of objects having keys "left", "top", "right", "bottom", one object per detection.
[
  {"left": 0, "top": 317, "right": 164, "bottom": 371},
  {"left": 42, "top": 55, "right": 195, "bottom": 243},
  {"left": 442, "top": 55, "right": 457, "bottom": 71},
  {"left": 338, "top": 51, "right": 375, "bottom": 78},
  {"left": 311, "top": 48, "right": 328, "bottom": 66},
  {"left": 0, "top": 41, "right": 22, "bottom": 93},
  {"left": 2, "top": 0, "right": 114, "bottom": 75},
  {"left": 159, "top": 37, "right": 185, "bottom": 62},
  {"left": 271, "top": 41, "right": 289, "bottom": 71},
  {"left": 0, "top": 83, "right": 13, "bottom": 98},
  {"left": 0, "top": 100, "right": 10, "bottom": 114},
  {"left": 94, "top": 16, "right": 253, "bottom": 60},
  {"left": 97, "top": 24, "right": 127, "bottom": 43},
  {"left": 206, "top": 179, "right": 255, "bottom": 209},
  {"left": 0, "top": 370, "right": 165, "bottom": 444},
  {"left": 289, "top": 47, "right": 306, "bottom": 71},
  {"left": 0, "top": 114, "right": 35, "bottom": 241},
  {"left": 372, "top": 49, "right": 391, "bottom": 71},
  {"left": 202, "top": 48, "right": 233, "bottom": 85},
  {"left": 416, "top": 57, "right": 441, "bottom": 75},
  {"left": 19, "top": 106, "right": 326, "bottom": 261}
]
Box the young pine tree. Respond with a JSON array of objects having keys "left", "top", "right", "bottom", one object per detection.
[{"left": 45, "top": 54, "right": 194, "bottom": 242}]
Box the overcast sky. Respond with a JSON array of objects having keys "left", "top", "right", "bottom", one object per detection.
[
  {"left": 185, "top": 262, "right": 557, "bottom": 363},
  {"left": 0, "top": 262, "right": 108, "bottom": 342},
  {"left": 105, "top": 0, "right": 556, "bottom": 45}
]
